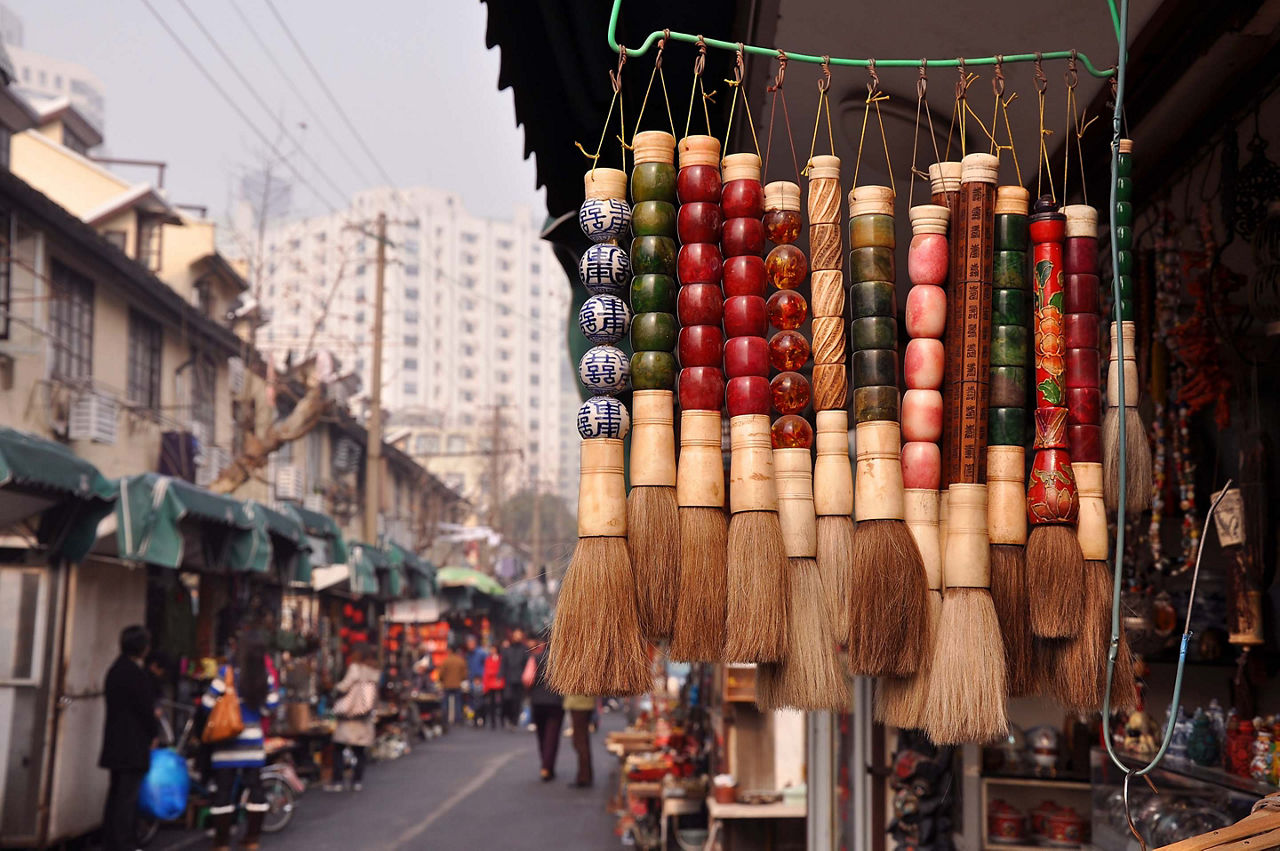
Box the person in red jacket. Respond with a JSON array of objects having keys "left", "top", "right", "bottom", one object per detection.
[{"left": 481, "top": 645, "right": 505, "bottom": 730}]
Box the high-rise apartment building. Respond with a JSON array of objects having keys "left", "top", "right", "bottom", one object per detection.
[
  {"left": 257, "top": 186, "right": 573, "bottom": 508},
  {"left": 0, "top": 4, "right": 105, "bottom": 136}
]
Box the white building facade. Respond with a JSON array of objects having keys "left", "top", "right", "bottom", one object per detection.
[{"left": 0, "top": 5, "right": 105, "bottom": 135}]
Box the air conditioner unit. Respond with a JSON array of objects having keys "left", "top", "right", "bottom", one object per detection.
[
  {"left": 228, "top": 357, "right": 245, "bottom": 395},
  {"left": 190, "top": 421, "right": 210, "bottom": 459},
  {"left": 275, "top": 464, "right": 305, "bottom": 501},
  {"left": 69, "top": 391, "right": 119, "bottom": 444},
  {"left": 332, "top": 437, "right": 361, "bottom": 474},
  {"left": 303, "top": 492, "right": 325, "bottom": 512},
  {"left": 196, "top": 447, "right": 230, "bottom": 488}
]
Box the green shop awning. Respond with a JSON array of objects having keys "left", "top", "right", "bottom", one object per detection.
[
  {"left": 246, "top": 500, "right": 311, "bottom": 585},
  {"left": 115, "top": 474, "right": 269, "bottom": 573},
  {"left": 345, "top": 542, "right": 384, "bottom": 596},
  {"left": 0, "top": 427, "right": 115, "bottom": 561},
  {"left": 386, "top": 542, "right": 436, "bottom": 598},
  {"left": 436, "top": 565, "right": 505, "bottom": 597},
  {"left": 284, "top": 503, "right": 349, "bottom": 565}
]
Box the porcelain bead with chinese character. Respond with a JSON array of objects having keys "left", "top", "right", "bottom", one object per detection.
[
  {"left": 579, "top": 243, "right": 630, "bottom": 295},
  {"left": 579, "top": 197, "right": 631, "bottom": 243},
  {"left": 577, "top": 395, "right": 630, "bottom": 439},
  {"left": 578, "top": 294, "right": 630, "bottom": 345},
  {"left": 578, "top": 345, "right": 629, "bottom": 395}
]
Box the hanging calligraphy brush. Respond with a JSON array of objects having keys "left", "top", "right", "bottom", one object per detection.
[
  {"left": 551, "top": 167, "right": 650, "bottom": 696},
  {"left": 930, "top": 161, "right": 963, "bottom": 567},
  {"left": 671, "top": 134, "right": 729, "bottom": 662},
  {"left": 1103, "top": 139, "right": 1153, "bottom": 514}
]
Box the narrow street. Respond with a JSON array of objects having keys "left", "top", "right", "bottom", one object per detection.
[{"left": 152, "top": 717, "right": 623, "bottom": 851}]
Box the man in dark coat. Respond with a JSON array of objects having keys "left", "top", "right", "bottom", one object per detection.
[
  {"left": 99, "top": 625, "right": 158, "bottom": 851},
  {"left": 499, "top": 629, "right": 530, "bottom": 728}
]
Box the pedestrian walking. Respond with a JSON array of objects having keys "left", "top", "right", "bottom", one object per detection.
[
  {"left": 499, "top": 629, "right": 529, "bottom": 729},
  {"left": 481, "top": 645, "right": 505, "bottom": 730},
  {"left": 564, "top": 694, "right": 596, "bottom": 788},
  {"left": 203, "top": 632, "right": 279, "bottom": 851},
  {"left": 329, "top": 643, "right": 380, "bottom": 792},
  {"left": 465, "top": 635, "right": 486, "bottom": 724},
  {"left": 525, "top": 643, "right": 564, "bottom": 781},
  {"left": 438, "top": 643, "right": 468, "bottom": 727},
  {"left": 99, "top": 625, "right": 158, "bottom": 851}
]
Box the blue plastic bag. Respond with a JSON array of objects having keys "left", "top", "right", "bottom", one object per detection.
[{"left": 138, "top": 748, "right": 189, "bottom": 821}]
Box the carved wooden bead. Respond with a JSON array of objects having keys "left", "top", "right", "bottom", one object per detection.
[
  {"left": 810, "top": 317, "right": 846, "bottom": 365},
  {"left": 853, "top": 348, "right": 898, "bottom": 387},
  {"left": 632, "top": 200, "right": 677, "bottom": 237},
  {"left": 677, "top": 243, "right": 723, "bottom": 285},
  {"left": 722, "top": 255, "right": 767, "bottom": 297},
  {"left": 809, "top": 224, "right": 842, "bottom": 270},
  {"left": 904, "top": 284, "right": 946, "bottom": 339},
  {"left": 678, "top": 366, "right": 725, "bottom": 411},
  {"left": 902, "top": 441, "right": 942, "bottom": 489},
  {"left": 807, "top": 177, "right": 841, "bottom": 225},
  {"left": 903, "top": 338, "right": 943, "bottom": 390},
  {"left": 679, "top": 324, "right": 724, "bottom": 368},
  {"left": 723, "top": 295, "right": 767, "bottom": 338},
  {"left": 579, "top": 243, "right": 630, "bottom": 295},
  {"left": 631, "top": 350, "right": 677, "bottom": 389},
  {"left": 726, "top": 375, "right": 771, "bottom": 416},
  {"left": 724, "top": 335, "right": 769, "bottom": 378},
  {"left": 678, "top": 202, "right": 723, "bottom": 244},
  {"left": 902, "top": 389, "right": 943, "bottom": 442},
  {"left": 723, "top": 217, "right": 765, "bottom": 258},
  {"left": 677, "top": 284, "right": 723, "bottom": 326},
  {"left": 577, "top": 395, "right": 630, "bottom": 439},
  {"left": 811, "top": 364, "right": 847, "bottom": 410},
  {"left": 630, "top": 274, "right": 676, "bottom": 314},
  {"left": 810, "top": 270, "right": 844, "bottom": 317},
  {"left": 579, "top": 198, "right": 631, "bottom": 243}
]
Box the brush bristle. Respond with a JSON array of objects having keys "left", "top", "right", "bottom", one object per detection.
[
  {"left": 875, "top": 589, "right": 941, "bottom": 728},
  {"left": 548, "top": 537, "right": 651, "bottom": 696},
  {"left": 1048, "top": 559, "right": 1112, "bottom": 712},
  {"left": 628, "top": 485, "right": 680, "bottom": 642},
  {"left": 922, "top": 587, "right": 1009, "bottom": 744},
  {"left": 990, "top": 544, "right": 1035, "bottom": 697},
  {"left": 757, "top": 558, "right": 846, "bottom": 711},
  {"left": 670, "top": 507, "right": 728, "bottom": 662},
  {"left": 1111, "top": 624, "right": 1140, "bottom": 711},
  {"left": 1026, "top": 524, "right": 1086, "bottom": 639},
  {"left": 818, "top": 515, "right": 855, "bottom": 639},
  {"left": 847, "top": 520, "right": 929, "bottom": 677},
  {"left": 724, "top": 510, "right": 789, "bottom": 663},
  {"left": 1103, "top": 407, "right": 1154, "bottom": 515}
]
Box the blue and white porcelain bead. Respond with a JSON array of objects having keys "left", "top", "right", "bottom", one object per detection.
[
  {"left": 577, "top": 395, "right": 630, "bottom": 439},
  {"left": 578, "top": 345, "right": 629, "bottom": 395},
  {"left": 578, "top": 294, "right": 631, "bottom": 345},
  {"left": 578, "top": 243, "right": 630, "bottom": 295},
  {"left": 578, "top": 198, "right": 631, "bottom": 243}
]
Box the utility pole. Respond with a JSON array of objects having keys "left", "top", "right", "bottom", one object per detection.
[
  {"left": 529, "top": 477, "right": 542, "bottom": 583},
  {"left": 363, "top": 212, "right": 387, "bottom": 543}
]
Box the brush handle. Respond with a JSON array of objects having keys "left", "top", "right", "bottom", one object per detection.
[
  {"left": 722, "top": 154, "right": 769, "bottom": 418},
  {"left": 1074, "top": 461, "right": 1108, "bottom": 560},
  {"left": 987, "top": 445, "right": 1027, "bottom": 546},
  {"left": 903, "top": 204, "right": 949, "bottom": 496},
  {"left": 854, "top": 420, "right": 906, "bottom": 521},
  {"left": 630, "top": 132, "right": 679, "bottom": 393},
  {"left": 931, "top": 161, "right": 963, "bottom": 492},
  {"left": 677, "top": 409, "right": 725, "bottom": 508},
  {"left": 809, "top": 152, "right": 846, "bottom": 413},
  {"left": 1064, "top": 205, "right": 1102, "bottom": 464},
  {"left": 991, "top": 186, "right": 1030, "bottom": 449},
  {"left": 677, "top": 135, "right": 725, "bottom": 413},
  {"left": 1106, "top": 321, "right": 1140, "bottom": 407},
  {"left": 905, "top": 488, "right": 942, "bottom": 590},
  {"left": 814, "top": 410, "right": 854, "bottom": 516},
  {"left": 631, "top": 390, "right": 677, "bottom": 487},
  {"left": 729, "top": 414, "right": 779, "bottom": 513},
  {"left": 764, "top": 180, "right": 813, "bottom": 449},
  {"left": 847, "top": 186, "right": 897, "bottom": 426},
  {"left": 943, "top": 483, "right": 990, "bottom": 587},
  {"left": 1114, "top": 139, "right": 1135, "bottom": 322},
  {"left": 579, "top": 438, "right": 628, "bottom": 537},
  {"left": 774, "top": 447, "right": 817, "bottom": 558}
]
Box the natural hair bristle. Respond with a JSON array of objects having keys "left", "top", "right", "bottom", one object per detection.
[
  {"left": 847, "top": 519, "right": 928, "bottom": 677},
  {"left": 818, "top": 515, "right": 855, "bottom": 639},
  {"left": 670, "top": 506, "right": 728, "bottom": 662},
  {"left": 548, "top": 537, "right": 651, "bottom": 696},
  {"left": 922, "top": 587, "right": 1009, "bottom": 745},
  {"left": 990, "top": 544, "right": 1035, "bottom": 697},
  {"left": 724, "top": 510, "right": 789, "bottom": 663},
  {"left": 627, "top": 485, "right": 680, "bottom": 643},
  {"left": 757, "top": 558, "right": 846, "bottom": 712},
  {"left": 1026, "top": 524, "right": 1086, "bottom": 639},
  {"left": 875, "top": 589, "right": 941, "bottom": 728},
  {"left": 1048, "top": 558, "right": 1112, "bottom": 712},
  {"left": 1103, "top": 407, "right": 1154, "bottom": 515}
]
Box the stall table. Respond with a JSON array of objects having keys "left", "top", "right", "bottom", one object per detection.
[{"left": 704, "top": 797, "right": 806, "bottom": 851}]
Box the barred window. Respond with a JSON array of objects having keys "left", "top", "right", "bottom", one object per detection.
[
  {"left": 191, "top": 353, "right": 216, "bottom": 442},
  {"left": 49, "top": 260, "right": 93, "bottom": 381},
  {"left": 127, "top": 310, "right": 162, "bottom": 409}
]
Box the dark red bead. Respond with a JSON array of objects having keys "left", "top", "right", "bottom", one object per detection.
[
  {"left": 721, "top": 179, "right": 764, "bottom": 219},
  {"left": 1064, "top": 313, "right": 1100, "bottom": 350},
  {"left": 722, "top": 217, "right": 765, "bottom": 258},
  {"left": 1066, "top": 387, "right": 1101, "bottom": 426},
  {"left": 726, "top": 375, "right": 771, "bottom": 416},
  {"left": 678, "top": 202, "right": 723, "bottom": 245},
  {"left": 723, "top": 295, "right": 767, "bottom": 338},
  {"left": 723, "top": 255, "right": 767, "bottom": 297},
  {"left": 679, "top": 366, "right": 725, "bottom": 411},
  {"left": 1068, "top": 423, "right": 1103, "bottom": 464},
  {"left": 1065, "top": 237, "right": 1098, "bottom": 275},
  {"left": 723, "top": 335, "right": 769, "bottom": 377},
  {"left": 677, "top": 243, "right": 723, "bottom": 285},
  {"left": 679, "top": 325, "right": 724, "bottom": 368},
  {"left": 677, "top": 164, "right": 721, "bottom": 204},
  {"left": 1065, "top": 347, "right": 1100, "bottom": 389},
  {"left": 677, "top": 284, "right": 723, "bottom": 326},
  {"left": 1064, "top": 273, "right": 1100, "bottom": 314}
]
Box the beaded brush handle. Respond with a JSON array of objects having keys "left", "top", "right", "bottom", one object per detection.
[{"left": 1065, "top": 205, "right": 1107, "bottom": 559}]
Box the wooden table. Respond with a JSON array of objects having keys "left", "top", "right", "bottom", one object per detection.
[{"left": 704, "top": 796, "right": 806, "bottom": 851}]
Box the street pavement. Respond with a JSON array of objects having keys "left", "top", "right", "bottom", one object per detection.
[{"left": 151, "top": 714, "right": 623, "bottom": 850}]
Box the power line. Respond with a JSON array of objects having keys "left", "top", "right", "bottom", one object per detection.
[
  {"left": 262, "top": 0, "right": 397, "bottom": 187},
  {"left": 225, "top": 0, "right": 375, "bottom": 188},
  {"left": 137, "top": 0, "right": 343, "bottom": 213},
  {"left": 173, "top": 0, "right": 350, "bottom": 205}
]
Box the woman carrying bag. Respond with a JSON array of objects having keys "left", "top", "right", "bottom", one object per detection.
[
  {"left": 201, "top": 633, "right": 278, "bottom": 851},
  {"left": 327, "top": 643, "right": 380, "bottom": 792},
  {"left": 525, "top": 644, "right": 564, "bottom": 782}
]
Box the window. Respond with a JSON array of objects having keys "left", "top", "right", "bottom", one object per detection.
[
  {"left": 497, "top": 304, "right": 511, "bottom": 316},
  {"left": 136, "top": 217, "right": 162, "bottom": 271},
  {"left": 462, "top": 344, "right": 474, "bottom": 357},
  {"left": 461, "top": 298, "right": 475, "bottom": 311},
  {"left": 530, "top": 374, "right": 540, "bottom": 386},
  {"left": 461, "top": 275, "right": 476, "bottom": 288},
  {"left": 530, "top": 397, "right": 540, "bottom": 408},
  {"left": 530, "top": 351, "right": 540, "bottom": 363},
  {"left": 531, "top": 263, "right": 541, "bottom": 274},
  {"left": 194, "top": 279, "right": 214, "bottom": 317},
  {"left": 0, "top": 210, "right": 11, "bottom": 339},
  {"left": 462, "top": 321, "right": 475, "bottom": 334},
  {"left": 0, "top": 568, "right": 47, "bottom": 683},
  {"left": 497, "top": 239, "right": 513, "bottom": 251},
  {"left": 447, "top": 435, "right": 467, "bottom": 453},
  {"left": 462, "top": 390, "right": 474, "bottom": 402},
  {"left": 462, "top": 367, "right": 475, "bottom": 380},
  {"left": 404, "top": 357, "right": 418, "bottom": 371},
  {"left": 403, "top": 240, "right": 419, "bottom": 254},
  {"left": 405, "top": 310, "right": 419, "bottom": 324},
  {"left": 497, "top": 371, "right": 510, "bottom": 384},
  {"left": 127, "top": 310, "right": 162, "bottom": 409},
  {"left": 416, "top": 434, "right": 440, "bottom": 454},
  {"left": 404, "top": 382, "right": 418, "bottom": 396},
  {"left": 356, "top": 264, "right": 367, "bottom": 276},
  {"left": 191, "top": 353, "right": 216, "bottom": 443},
  {"left": 497, "top": 326, "right": 510, "bottom": 339},
  {"left": 497, "top": 349, "right": 510, "bottom": 361},
  {"left": 405, "top": 265, "right": 419, "bottom": 276},
  {"left": 531, "top": 306, "right": 540, "bottom": 318},
  {"left": 355, "top": 311, "right": 365, "bottom": 324},
  {"left": 461, "top": 233, "right": 478, "bottom": 244},
  {"left": 355, "top": 287, "right": 367, "bottom": 303},
  {"left": 405, "top": 288, "right": 419, "bottom": 300},
  {"left": 498, "top": 259, "right": 511, "bottom": 272},
  {"left": 499, "top": 280, "right": 511, "bottom": 294},
  {"left": 49, "top": 260, "right": 94, "bottom": 381},
  {"left": 0, "top": 125, "right": 10, "bottom": 170},
  {"left": 403, "top": 334, "right": 418, "bottom": 347}
]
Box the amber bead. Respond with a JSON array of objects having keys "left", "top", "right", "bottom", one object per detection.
[
  {"left": 770, "top": 371, "right": 811, "bottom": 414},
  {"left": 766, "top": 289, "right": 808, "bottom": 330},
  {"left": 771, "top": 414, "right": 813, "bottom": 449},
  {"left": 763, "top": 209, "right": 802, "bottom": 245},
  {"left": 765, "top": 244, "right": 808, "bottom": 290},
  {"left": 631, "top": 201, "right": 677, "bottom": 237},
  {"left": 768, "top": 330, "right": 810, "bottom": 371}
]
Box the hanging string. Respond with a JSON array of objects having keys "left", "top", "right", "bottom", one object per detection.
[
  {"left": 803, "top": 56, "right": 836, "bottom": 174},
  {"left": 990, "top": 57, "right": 1002, "bottom": 156},
  {"left": 908, "top": 61, "right": 942, "bottom": 207},
  {"left": 632, "top": 31, "right": 677, "bottom": 139},
  {"left": 683, "top": 36, "right": 714, "bottom": 139},
  {"left": 577, "top": 46, "right": 629, "bottom": 174},
  {"left": 990, "top": 58, "right": 1024, "bottom": 185},
  {"left": 764, "top": 51, "right": 803, "bottom": 184},
  {"left": 1034, "top": 53, "right": 1055, "bottom": 202},
  {"left": 945, "top": 61, "right": 966, "bottom": 160},
  {"left": 723, "top": 44, "right": 762, "bottom": 158},
  {"left": 851, "top": 59, "right": 895, "bottom": 194},
  {"left": 1062, "top": 51, "right": 1098, "bottom": 204}
]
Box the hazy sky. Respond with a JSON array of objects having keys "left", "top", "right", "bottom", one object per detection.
[{"left": 13, "top": 0, "right": 544, "bottom": 223}]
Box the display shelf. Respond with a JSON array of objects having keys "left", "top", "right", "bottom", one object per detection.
[
  {"left": 1103, "top": 749, "right": 1278, "bottom": 799},
  {"left": 983, "top": 774, "right": 1093, "bottom": 791}
]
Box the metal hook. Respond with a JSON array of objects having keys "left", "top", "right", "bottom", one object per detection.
[
  {"left": 993, "top": 55, "right": 1006, "bottom": 97},
  {"left": 1034, "top": 52, "right": 1048, "bottom": 93},
  {"left": 610, "top": 45, "right": 627, "bottom": 93},
  {"left": 1122, "top": 772, "right": 1147, "bottom": 851},
  {"left": 955, "top": 58, "right": 967, "bottom": 100},
  {"left": 818, "top": 55, "right": 832, "bottom": 93},
  {"left": 867, "top": 57, "right": 879, "bottom": 94},
  {"left": 693, "top": 35, "right": 707, "bottom": 77},
  {"left": 917, "top": 59, "right": 928, "bottom": 99},
  {"left": 769, "top": 50, "right": 787, "bottom": 92},
  {"left": 1065, "top": 48, "right": 1079, "bottom": 89},
  {"left": 733, "top": 42, "right": 746, "bottom": 83},
  {"left": 655, "top": 29, "right": 669, "bottom": 69}
]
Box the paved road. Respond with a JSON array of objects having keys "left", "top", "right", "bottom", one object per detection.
[{"left": 152, "top": 715, "right": 622, "bottom": 850}]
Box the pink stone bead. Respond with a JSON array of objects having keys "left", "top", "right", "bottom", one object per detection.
[
  {"left": 905, "top": 285, "right": 946, "bottom": 339},
  {"left": 901, "top": 389, "right": 943, "bottom": 442},
  {"left": 904, "top": 338, "right": 944, "bottom": 390},
  {"left": 908, "top": 233, "right": 948, "bottom": 286},
  {"left": 901, "top": 441, "right": 941, "bottom": 489}
]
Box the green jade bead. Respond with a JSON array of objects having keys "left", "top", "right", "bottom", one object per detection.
[
  {"left": 849, "top": 246, "right": 895, "bottom": 283},
  {"left": 850, "top": 214, "right": 895, "bottom": 250},
  {"left": 1115, "top": 176, "right": 1133, "bottom": 198},
  {"left": 1118, "top": 300, "right": 1136, "bottom": 321},
  {"left": 1117, "top": 151, "right": 1132, "bottom": 179},
  {"left": 631, "top": 162, "right": 677, "bottom": 204},
  {"left": 1118, "top": 274, "right": 1135, "bottom": 299},
  {"left": 630, "top": 235, "right": 677, "bottom": 276},
  {"left": 988, "top": 407, "right": 1026, "bottom": 446},
  {"left": 852, "top": 348, "right": 898, "bottom": 387},
  {"left": 631, "top": 350, "right": 677, "bottom": 389},
  {"left": 849, "top": 280, "right": 897, "bottom": 319},
  {"left": 852, "top": 386, "right": 899, "bottom": 423},
  {"left": 850, "top": 318, "right": 896, "bottom": 351},
  {"left": 990, "top": 325, "right": 1028, "bottom": 367},
  {"left": 992, "top": 288, "right": 1028, "bottom": 326},
  {"left": 1114, "top": 201, "right": 1133, "bottom": 228},
  {"left": 993, "top": 251, "right": 1027, "bottom": 290},
  {"left": 630, "top": 312, "right": 677, "bottom": 352},
  {"left": 1114, "top": 225, "right": 1133, "bottom": 252},
  {"left": 989, "top": 366, "right": 1026, "bottom": 407},
  {"left": 631, "top": 201, "right": 677, "bottom": 237},
  {"left": 1116, "top": 250, "right": 1134, "bottom": 277},
  {"left": 631, "top": 274, "right": 677, "bottom": 314},
  {"left": 995, "top": 215, "right": 1028, "bottom": 252}
]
